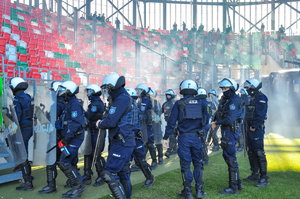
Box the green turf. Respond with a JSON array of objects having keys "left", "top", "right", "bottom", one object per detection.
[{"left": 1, "top": 133, "right": 300, "bottom": 199}]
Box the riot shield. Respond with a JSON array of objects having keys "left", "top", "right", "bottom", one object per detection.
[
  {"left": 137, "top": 98, "right": 148, "bottom": 143},
  {"left": 152, "top": 100, "right": 162, "bottom": 145},
  {"left": 32, "top": 90, "right": 57, "bottom": 166},
  {"left": 78, "top": 86, "right": 92, "bottom": 155},
  {"left": 2, "top": 86, "right": 27, "bottom": 167},
  {"left": 210, "top": 95, "right": 219, "bottom": 108}
]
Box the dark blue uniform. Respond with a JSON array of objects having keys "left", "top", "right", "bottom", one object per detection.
[
  {"left": 59, "top": 96, "right": 85, "bottom": 167},
  {"left": 98, "top": 87, "right": 135, "bottom": 199},
  {"left": 164, "top": 95, "right": 209, "bottom": 190},
  {"left": 245, "top": 92, "right": 268, "bottom": 183},
  {"left": 13, "top": 92, "right": 33, "bottom": 153},
  {"left": 140, "top": 96, "right": 154, "bottom": 144},
  {"left": 215, "top": 94, "right": 241, "bottom": 166}
]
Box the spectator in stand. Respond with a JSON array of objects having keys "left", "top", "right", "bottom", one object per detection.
[
  {"left": 226, "top": 25, "right": 232, "bottom": 34},
  {"left": 198, "top": 23, "right": 204, "bottom": 33},
  {"left": 173, "top": 22, "right": 177, "bottom": 31},
  {"left": 93, "top": 11, "right": 97, "bottom": 18},
  {"left": 261, "top": 23, "right": 265, "bottom": 33},
  {"left": 183, "top": 21, "right": 186, "bottom": 31},
  {"left": 100, "top": 13, "right": 105, "bottom": 22},
  {"left": 106, "top": 18, "right": 111, "bottom": 24},
  {"left": 240, "top": 27, "right": 246, "bottom": 38},
  {"left": 80, "top": 14, "right": 85, "bottom": 20},
  {"left": 87, "top": 13, "right": 93, "bottom": 20},
  {"left": 217, "top": 28, "right": 221, "bottom": 33},
  {"left": 159, "top": 26, "right": 161, "bottom": 30},
  {"left": 115, "top": 18, "right": 121, "bottom": 30},
  {"left": 96, "top": 14, "right": 101, "bottom": 21},
  {"left": 191, "top": 24, "right": 197, "bottom": 32},
  {"left": 210, "top": 28, "right": 215, "bottom": 33}
]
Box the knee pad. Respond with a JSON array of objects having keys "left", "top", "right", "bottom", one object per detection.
[
  {"left": 57, "top": 162, "right": 72, "bottom": 172},
  {"left": 225, "top": 157, "right": 236, "bottom": 168},
  {"left": 255, "top": 149, "right": 265, "bottom": 158},
  {"left": 180, "top": 160, "right": 191, "bottom": 169},
  {"left": 193, "top": 161, "right": 203, "bottom": 170},
  {"left": 101, "top": 170, "right": 117, "bottom": 184}
]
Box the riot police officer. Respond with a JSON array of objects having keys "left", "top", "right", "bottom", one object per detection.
[
  {"left": 163, "top": 80, "right": 209, "bottom": 199},
  {"left": 96, "top": 73, "right": 136, "bottom": 199},
  {"left": 56, "top": 81, "right": 86, "bottom": 198},
  {"left": 243, "top": 78, "right": 269, "bottom": 187},
  {"left": 210, "top": 78, "right": 244, "bottom": 195},
  {"left": 149, "top": 88, "right": 164, "bottom": 165},
  {"left": 126, "top": 87, "right": 155, "bottom": 188},
  {"left": 208, "top": 89, "right": 220, "bottom": 151},
  {"left": 196, "top": 88, "right": 211, "bottom": 166},
  {"left": 39, "top": 81, "right": 66, "bottom": 194},
  {"left": 162, "top": 89, "right": 177, "bottom": 158},
  {"left": 9, "top": 77, "right": 34, "bottom": 191},
  {"left": 82, "top": 84, "right": 105, "bottom": 186},
  {"left": 135, "top": 83, "right": 158, "bottom": 170}
]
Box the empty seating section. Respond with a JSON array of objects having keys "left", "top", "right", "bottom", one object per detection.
[{"left": 0, "top": 0, "right": 299, "bottom": 86}]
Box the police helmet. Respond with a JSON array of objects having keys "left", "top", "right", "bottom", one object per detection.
[
  {"left": 244, "top": 78, "right": 262, "bottom": 89},
  {"left": 50, "top": 81, "right": 62, "bottom": 92},
  {"left": 57, "top": 81, "right": 79, "bottom": 99},
  {"left": 125, "top": 87, "right": 138, "bottom": 99},
  {"left": 101, "top": 73, "right": 125, "bottom": 93},
  {"left": 219, "top": 78, "right": 239, "bottom": 91},
  {"left": 197, "top": 88, "right": 207, "bottom": 96},
  {"left": 9, "top": 77, "right": 28, "bottom": 95},
  {"left": 148, "top": 88, "right": 157, "bottom": 97},
  {"left": 208, "top": 89, "right": 217, "bottom": 96},
  {"left": 165, "top": 89, "right": 176, "bottom": 98},
  {"left": 86, "top": 84, "right": 102, "bottom": 99},
  {"left": 240, "top": 88, "right": 248, "bottom": 95},
  {"left": 135, "top": 83, "right": 150, "bottom": 97},
  {"left": 179, "top": 79, "right": 198, "bottom": 95}
]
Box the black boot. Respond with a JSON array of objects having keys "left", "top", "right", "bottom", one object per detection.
[
  {"left": 16, "top": 160, "right": 34, "bottom": 191},
  {"left": 165, "top": 134, "right": 176, "bottom": 158},
  {"left": 244, "top": 151, "right": 260, "bottom": 182},
  {"left": 58, "top": 163, "right": 86, "bottom": 198},
  {"left": 196, "top": 185, "right": 207, "bottom": 198},
  {"left": 38, "top": 165, "right": 57, "bottom": 194},
  {"left": 195, "top": 168, "right": 207, "bottom": 198},
  {"left": 137, "top": 159, "right": 155, "bottom": 188},
  {"left": 93, "top": 156, "right": 106, "bottom": 187},
  {"left": 148, "top": 144, "right": 158, "bottom": 170},
  {"left": 102, "top": 171, "right": 126, "bottom": 199},
  {"left": 130, "top": 164, "right": 141, "bottom": 172},
  {"left": 178, "top": 187, "right": 193, "bottom": 199},
  {"left": 255, "top": 150, "right": 269, "bottom": 187},
  {"left": 237, "top": 168, "right": 244, "bottom": 190},
  {"left": 220, "top": 158, "right": 238, "bottom": 195},
  {"left": 156, "top": 144, "right": 163, "bottom": 165},
  {"left": 82, "top": 155, "right": 93, "bottom": 185}
]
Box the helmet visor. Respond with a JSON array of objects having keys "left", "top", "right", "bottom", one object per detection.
[{"left": 56, "top": 86, "right": 66, "bottom": 96}]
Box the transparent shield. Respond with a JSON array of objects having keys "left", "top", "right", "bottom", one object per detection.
[
  {"left": 2, "top": 86, "right": 27, "bottom": 167},
  {"left": 32, "top": 89, "right": 57, "bottom": 166}
]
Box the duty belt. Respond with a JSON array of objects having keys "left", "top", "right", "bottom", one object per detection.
[
  {"left": 179, "top": 131, "right": 198, "bottom": 136},
  {"left": 20, "top": 123, "right": 33, "bottom": 129},
  {"left": 220, "top": 125, "right": 231, "bottom": 130}
]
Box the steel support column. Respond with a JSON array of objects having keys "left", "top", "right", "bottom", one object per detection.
[
  {"left": 163, "top": 0, "right": 167, "bottom": 30},
  {"left": 233, "top": 6, "right": 235, "bottom": 32},
  {"left": 50, "top": 0, "right": 53, "bottom": 12},
  {"left": 144, "top": 2, "right": 147, "bottom": 28},
  {"left": 74, "top": 7, "right": 78, "bottom": 46},
  {"left": 223, "top": 0, "right": 227, "bottom": 32},
  {"left": 135, "top": 41, "right": 141, "bottom": 77},
  {"left": 86, "top": 0, "right": 91, "bottom": 19},
  {"left": 133, "top": 0, "right": 137, "bottom": 27},
  {"left": 212, "top": 54, "right": 217, "bottom": 90},
  {"left": 42, "top": 0, "right": 46, "bottom": 24},
  {"left": 271, "top": 0, "right": 275, "bottom": 30},
  {"left": 136, "top": 1, "right": 144, "bottom": 28},
  {"left": 113, "top": 29, "right": 117, "bottom": 72},
  {"left": 189, "top": 61, "right": 193, "bottom": 79},
  {"left": 57, "top": 0, "right": 62, "bottom": 35},
  {"left": 229, "top": 6, "right": 260, "bottom": 31},
  {"left": 201, "top": 64, "right": 205, "bottom": 87},
  {"left": 35, "top": 0, "right": 39, "bottom": 8},
  {"left": 92, "top": 18, "right": 97, "bottom": 58},
  {"left": 29, "top": 0, "right": 32, "bottom": 14},
  {"left": 107, "top": 0, "right": 133, "bottom": 19},
  {"left": 193, "top": 0, "right": 197, "bottom": 27}
]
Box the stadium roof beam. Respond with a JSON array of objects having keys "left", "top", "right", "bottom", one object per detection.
[
  {"left": 55, "top": 0, "right": 73, "bottom": 19},
  {"left": 107, "top": 0, "right": 133, "bottom": 20},
  {"left": 246, "top": 3, "right": 282, "bottom": 32},
  {"left": 69, "top": 0, "right": 94, "bottom": 17},
  {"left": 228, "top": 6, "right": 260, "bottom": 31},
  {"left": 136, "top": 0, "right": 144, "bottom": 28},
  {"left": 141, "top": 0, "right": 300, "bottom": 6},
  {"left": 107, "top": 0, "right": 133, "bottom": 26}
]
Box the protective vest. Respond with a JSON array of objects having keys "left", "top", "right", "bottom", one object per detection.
[
  {"left": 118, "top": 94, "right": 137, "bottom": 127},
  {"left": 178, "top": 97, "right": 203, "bottom": 123},
  {"left": 245, "top": 93, "right": 259, "bottom": 122},
  {"left": 163, "top": 99, "right": 175, "bottom": 122},
  {"left": 16, "top": 94, "right": 34, "bottom": 122}
]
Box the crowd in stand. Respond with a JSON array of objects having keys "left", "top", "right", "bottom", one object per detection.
[{"left": 79, "top": 11, "right": 121, "bottom": 30}]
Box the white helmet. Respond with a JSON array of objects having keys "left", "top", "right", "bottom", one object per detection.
[
  {"left": 136, "top": 83, "right": 150, "bottom": 93},
  {"left": 240, "top": 88, "right": 248, "bottom": 95},
  {"left": 165, "top": 89, "right": 176, "bottom": 98},
  {"left": 9, "top": 77, "right": 28, "bottom": 94},
  {"left": 101, "top": 73, "right": 125, "bottom": 93},
  {"left": 57, "top": 81, "right": 79, "bottom": 99},
  {"left": 148, "top": 88, "right": 157, "bottom": 97},
  {"left": 125, "top": 87, "right": 138, "bottom": 99},
  {"left": 179, "top": 79, "right": 198, "bottom": 95},
  {"left": 244, "top": 78, "right": 261, "bottom": 89},
  {"left": 86, "top": 84, "right": 102, "bottom": 99},
  {"left": 219, "top": 78, "right": 238, "bottom": 91},
  {"left": 197, "top": 88, "right": 207, "bottom": 96},
  {"left": 50, "top": 81, "right": 62, "bottom": 92}
]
